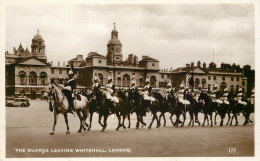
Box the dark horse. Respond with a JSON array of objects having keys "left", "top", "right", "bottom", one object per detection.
[
  {"left": 186, "top": 93, "right": 201, "bottom": 127},
  {"left": 200, "top": 92, "right": 216, "bottom": 127}
]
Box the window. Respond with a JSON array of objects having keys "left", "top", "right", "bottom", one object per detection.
[
  {"left": 231, "top": 85, "right": 234, "bottom": 93},
  {"left": 29, "top": 72, "right": 37, "bottom": 85},
  {"left": 201, "top": 78, "right": 206, "bottom": 89},
  {"left": 118, "top": 72, "right": 121, "bottom": 75},
  {"left": 117, "top": 77, "right": 121, "bottom": 87},
  {"left": 150, "top": 76, "right": 156, "bottom": 87},
  {"left": 167, "top": 74, "right": 170, "bottom": 79},
  {"left": 39, "top": 48, "right": 42, "bottom": 53},
  {"left": 231, "top": 77, "right": 234, "bottom": 81},
  {"left": 59, "top": 69, "right": 62, "bottom": 74},
  {"left": 195, "top": 78, "right": 200, "bottom": 88},
  {"left": 213, "top": 76, "right": 216, "bottom": 80},
  {"left": 18, "top": 71, "right": 26, "bottom": 85},
  {"left": 123, "top": 74, "right": 130, "bottom": 87},
  {"left": 51, "top": 69, "right": 54, "bottom": 74},
  {"left": 208, "top": 76, "right": 211, "bottom": 80},
  {"left": 236, "top": 85, "right": 239, "bottom": 93},
  {"left": 236, "top": 77, "right": 239, "bottom": 81},
  {"left": 40, "top": 72, "right": 47, "bottom": 85},
  {"left": 39, "top": 41, "right": 42, "bottom": 45},
  {"left": 242, "top": 81, "right": 245, "bottom": 86},
  {"left": 98, "top": 60, "right": 102, "bottom": 64},
  {"left": 152, "top": 63, "right": 155, "bottom": 67},
  {"left": 161, "top": 74, "right": 164, "bottom": 79},
  {"left": 132, "top": 72, "right": 135, "bottom": 75},
  {"left": 139, "top": 78, "right": 143, "bottom": 87},
  {"left": 208, "top": 84, "right": 211, "bottom": 92},
  {"left": 98, "top": 73, "right": 103, "bottom": 85},
  {"left": 222, "top": 76, "right": 225, "bottom": 81}
]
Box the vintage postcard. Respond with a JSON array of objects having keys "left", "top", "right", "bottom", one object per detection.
[{"left": 0, "top": 0, "right": 259, "bottom": 161}]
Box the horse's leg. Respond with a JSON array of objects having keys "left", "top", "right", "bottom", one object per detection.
[
  {"left": 155, "top": 112, "right": 160, "bottom": 128},
  {"left": 170, "top": 113, "right": 175, "bottom": 126},
  {"left": 226, "top": 112, "right": 231, "bottom": 126},
  {"left": 98, "top": 114, "right": 104, "bottom": 128},
  {"left": 163, "top": 113, "right": 166, "bottom": 126},
  {"left": 101, "top": 114, "right": 108, "bottom": 132},
  {"left": 214, "top": 111, "right": 218, "bottom": 125},
  {"left": 64, "top": 113, "right": 70, "bottom": 134},
  {"left": 188, "top": 112, "right": 192, "bottom": 126},
  {"left": 158, "top": 113, "right": 162, "bottom": 126},
  {"left": 50, "top": 112, "right": 58, "bottom": 135},
  {"left": 235, "top": 114, "right": 238, "bottom": 126},
  {"left": 121, "top": 113, "right": 126, "bottom": 129},
  {"left": 181, "top": 112, "right": 186, "bottom": 127},
  {"left": 76, "top": 110, "right": 83, "bottom": 133},
  {"left": 175, "top": 114, "right": 180, "bottom": 127},
  {"left": 115, "top": 112, "right": 121, "bottom": 131},
  {"left": 206, "top": 114, "right": 210, "bottom": 126},
  {"left": 127, "top": 113, "right": 131, "bottom": 128},
  {"left": 141, "top": 116, "right": 146, "bottom": 126},
  {"left": 136, "top": 114, "right": 140, "bottom": 129},
  {"left": 202, "top": 113, "right": 206, "bottom": 127},
  {"left": 230, "top": 114, "right": 234, "bottom": 126},
  {"left": 88, "top": 112, "right": 93, "bottom": 131},
  {"left": 195, "top": 112, "right": 200, "bottom": 126},
  {"left": 210, "top": 113, "right": 213, "bottom": 127},
  {"left": 148, "top": 114, "right": 155, "bottom": 129},
  {"left": 82, "top": 109, "right": 88, "bottom": 130}
]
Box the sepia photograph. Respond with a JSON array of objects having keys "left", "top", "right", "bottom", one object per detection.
[{"left": 1, "top": 1, "right": 257, "bottom": 160}]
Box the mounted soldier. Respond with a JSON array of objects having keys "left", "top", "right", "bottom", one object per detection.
[
  {"left": 210, "top": 84, "right": 223, "bottom": 104},
  {"left": 165, "top": 82, "right": 175, "bottom": 100},
  {"left": 237, "top": 87, "right": 247, "bottom": 106},
  {"left": 104, "top": 76, "right": 119, "bottom": 103},
  {"left": 92, "top": 76, "right": 101, "bottom": 95},
  {"left": 222, "top": 88, "right": 230, "bottom": 105},
  {"left": 177, "top": 82, "right": 190, "bottom": 105},
  {"left": 194, "top": 84, "right": 203, "bottom": 103},
  {"left": 249, "top": 88, "right": 255, "bottom": 105},
  {"left": 59, "top": 70, "right": 76, "bottom": 112},
  {"left": 141, "top": 77, "right": 155, "bottom": 104}
]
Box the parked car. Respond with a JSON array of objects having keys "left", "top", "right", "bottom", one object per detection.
[{"left": 6, "top": 97, "right": 30, "bottom": 107}]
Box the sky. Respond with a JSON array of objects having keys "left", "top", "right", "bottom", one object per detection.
[{"left": 5, "top": 4, "right": 255, "bottom": 69}]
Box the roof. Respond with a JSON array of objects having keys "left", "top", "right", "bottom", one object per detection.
[
  {"left": 172, "top": 66, "right": 207, "bottom": 73},
  {"left": 13, "top": 56, "right": 50, "bottom": 66},
  {"left": 139, "top": 56, "right": 159, "bottom": 62},
  {"left": 87, "top": 52, "right": 106, "bottom": 58},
  {"left": 33, "top": 33, "right": 43, "bottom": 40},
  {"left": 107, "top": 38, "right": 122, "bottom": 45}
]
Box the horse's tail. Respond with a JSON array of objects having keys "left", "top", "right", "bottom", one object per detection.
[{"left": 49, "top": 100, "right": 53, "bottom": 112}]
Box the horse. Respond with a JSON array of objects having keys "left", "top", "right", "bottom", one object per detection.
[
  {"left": 156, "top": 91, "right": 170, "bottom": 127},
  {"left": 48, "top": 83, "right": 89, "bottom": 135},
  {"left": 117, "top": 88, "right": 132, "bottom": 129},
  {"left": 200, "top": 92, "right": 215, "bottom": 127},
  {"left": 186, "top": 92, "right": 201, "bottom": 127}
]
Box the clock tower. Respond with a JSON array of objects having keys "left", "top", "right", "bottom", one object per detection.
[{"left": 107, "top": 23, "right": 123, "bottom": 63}]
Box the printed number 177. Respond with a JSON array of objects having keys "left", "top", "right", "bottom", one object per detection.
[{"left": 229, "top": 148, "right": 236, "bottom": 154}]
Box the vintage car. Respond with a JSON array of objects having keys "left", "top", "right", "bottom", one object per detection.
[{"left": 6, "top": 97, "right": 30, "bottom": 107}]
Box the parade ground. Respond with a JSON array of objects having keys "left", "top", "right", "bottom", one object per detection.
[{"left": 6, "top": 100, "right": 254, "bottom": 157}]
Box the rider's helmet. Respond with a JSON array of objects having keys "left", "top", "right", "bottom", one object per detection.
[
  {"left": 107, "top": 76, "right": 112, "bottom": 83},
  {"left": 167, "top": 82, "right": 172, "bottom": 88},
  {"left": 224, "top": 88, "right": 228, "bottom": 92}
]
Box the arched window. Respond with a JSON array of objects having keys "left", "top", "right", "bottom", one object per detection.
[
  {"left": 18, "top": 71, "right": 26, "bottom": 85},
  {"left": 231, "top": 85, "right": 234, "bottom": 93},
  {"left": 220, "top": 82, "right": 227, "bottom": 93},
  {"left": 117, "top": 77, "right": 122, "bottom": 87},
  {"left": 139, "top": 78, "right": 143, "bottom": 87},
  {"left": 123, "top": 74, "right": 130, "bottom": 87},
  {"left": 201, "top": 78, "right": 206, "bottom": 89},
  {"left": 40, "top": 72, "right": 47, "bottom": 85},
  {"left": 195, "top": 78, "right": 200, "bottom": 88},
  {"left": 98, "top": 73, "right": 103, "bottom": 85},
  {"left": 29, "top": 71, "right": 37, "bottom": 85},
  {"left": 150, "top": 76, "right": 156, "bottom": 87},
  {"left": 236, "top": 85, "right": 239, "bottom": 93},
  {"left": 208, "top": 84, "right": 211, "bottom": 92}
]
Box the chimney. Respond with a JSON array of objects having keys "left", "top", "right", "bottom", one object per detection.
[
  {"left": 191, "top": 62, "right": 194, "bottom": 67},
  {"left": 63, "top": 62, "right": 65, "bottom": 67},
  {"left": 58, "top": 62, "right": 60, "bottom": 66},
  {"left": 50, "top": 61, "right": 53, "bottom": 66},
  {"left": 134, "top": 55, "right": 138, "bottom": 65},
  {"left": 203, "top": 62, "right": 206, "bottom": 69},
  {"left": 197, "top": 61, "right": 201, "bottom": 67},
  {"left": 77, "top": 55, "right": 83, "bottom": 60},
  {"left": 186, "top": 64, "right": 190, "bottom": 67}
]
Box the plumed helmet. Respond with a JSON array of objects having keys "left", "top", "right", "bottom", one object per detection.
[
  {"left": 198, "top": 84, "right": 202, "bottom": 89},
  {"left": 107, "top": 76, "right": 112, "bottom": 81},
  {"left": 131, "top": 80, "right": 136, "bottom": 85},
  {"left": 252, "top": 88, "right": 255, "bottom": 93},
  {"left": 68, "top": 70, "right": 73, "bottom": 75},
  {"left": 213, "top": 84, "right": 218, "bottom": 88},
  {"left": 93, "top": 76, "right": 98, "bottom": 81},
  {"left": 239, "top": 88, "right": 242, "bottom": 92},
  {"left": 185, "top": 84, "right": 189, "bottom": 89},
  {"left": 167, "top": 82, "right": 172, "bottom": 87},
  {"left": 180, "top": 83, "right": 184, "bottom": 88},
  {"left": 145, "top": 78, "right": 149, "bottom": 83},
  {"left": 224, "top": 88, "right": 228, "bottom": 92}
]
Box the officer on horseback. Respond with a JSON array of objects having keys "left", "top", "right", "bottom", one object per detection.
[
  {"left": 105, "top": 76, "right": 119, "bottom": 103},
  {"left": 211, "top": 84, "right": 223, "bottom": 104},
  {"left": 141, "top": 77, "right": 155, "bottom": 103},
  {"left": 249, "top": 88, "right": 255, "bottom": 105},
  {"left": 195, "top": 85, "right": 202, "bottom": 102},
  {"left": 237, "top": 87, "right": 247, "bottom": 105},
  {"left": 92, "top": 76, "right": 101, "bottom": 94},
  {"left": 165, "top": 82, "right": 175, "bottom": 100},
  {"left": 61, "top": 70, "right": 76, "bottom": 112},
  {"left": 130, "top": 78, "right": 138, "bottom": 92},
  {"left": 222, "top": 88, "right": 230, "bottom": 105},
  {"left": 177, "top": 82, "right": 190, "bottom": 105}
]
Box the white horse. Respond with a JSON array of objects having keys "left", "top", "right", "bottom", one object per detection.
[{"left": 49, "top": 83, "right": 89, "bottom": 135}]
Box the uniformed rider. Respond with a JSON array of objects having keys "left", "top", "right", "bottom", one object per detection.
[
  {"left": 92, "top": 76, "right": 101, "bottom": 94},
  {"left": 105, "top": 76, "right": 119, "bottom": 103},
  {"left": 222, "top": 88, "right": 230, "bottom": 105},
  {"left": 165, "top": 82, "right": 175, "bottom": 100},
  {"left": 210, "top": 84, "right": 223, "bottom": 104},
  {"left": 141, "top": 77, "right": 155, "bottom": 103},
  {"left": 249, "top": 88, "right": 255, "bottom": 105},
  {"left": 60, "top": 70, "right": 76, "bottom": 112},
  {"left": 177, "top": 82, "right": 190, "bottom": 105},
  {"left": 237, "top": 87, "right": 247, "bottom": 105}
]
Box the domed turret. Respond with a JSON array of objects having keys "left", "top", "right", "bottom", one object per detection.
[
  {"left": 31, "top": 29, "right": 47, "bottom": 62},
  {"left": 107, "top": 23, "right": 123, "bottom": 63}
]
